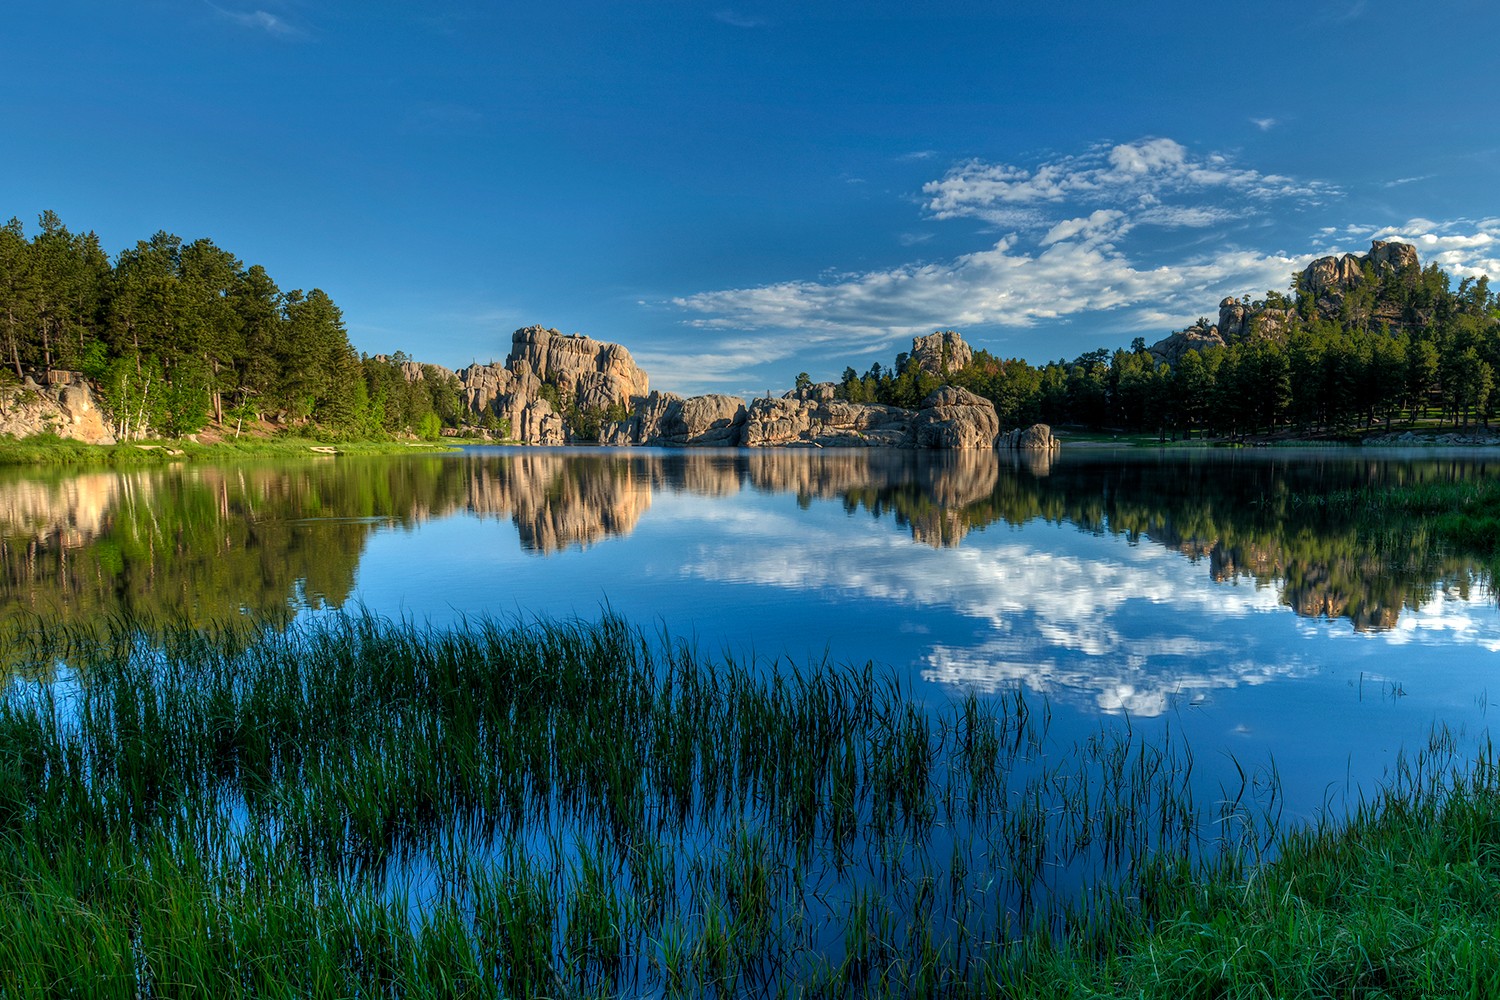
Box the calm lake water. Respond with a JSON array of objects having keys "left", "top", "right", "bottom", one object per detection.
[{"left": 3, "top": 445, "right": 1497, "bottom": 826}]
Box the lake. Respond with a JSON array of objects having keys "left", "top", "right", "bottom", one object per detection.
[
  {"left": 5, "top": 443, "right": 1498, "bottom": 989},
  {"left": 4, "top": 443, "right": 1495, "bottom": 830}
]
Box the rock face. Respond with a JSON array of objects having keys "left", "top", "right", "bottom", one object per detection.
[
  {"left": 0, "top": 373, "right": 116, "bottom": 445},
  {"left": 910, "top": 331, "right": 973, "bottom": 378},
  {"left": 454, "top": 326, "right": 1004, "bottom": 450},
  {"left": 996, "top": 423, "right": 1058, "bottom": 453},
  {"left": 740, "top": 384, "right": 915, "bottom": 448},
  {"left": 1148, "top": 323, "right": 1227, "bottom": 366},
  {"left": 508, "top": 326, "right": 649, "bottom": 405},
  {"left": 1296, "top": 239, "right": 1421, "bottom": 331},
  {"left": 456, "top": 326, "right": 651, "bottom": 444},
  {"left": 1217, "top": 297, "right": 1295, "bottom": 343},
  {"left": 1148, "top": 240, "right": 1422, "bottom": 369},
  {"left": 602, "top": 391, "right": 747, "bottom": 447},
  {"left": 909, "top": 387, "right": 999, "bottom": 450}
]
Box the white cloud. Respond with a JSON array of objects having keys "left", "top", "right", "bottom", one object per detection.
[
  {"left": 664, "top": 137, "right": 1336, "bottom": 371},
  {"left": 211, "top": 4, "right": 304, "bottom": 37},
  {"left": 672, "top": 234, "right": 1308, "bottom": 356},
  {"left": 1251, "top": 117, "right": 1279, "bottom": 131},
  {"left": 921, "top": 138, "right": 1333, "bottom": 224}
]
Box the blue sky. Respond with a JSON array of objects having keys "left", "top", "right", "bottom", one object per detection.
[{"left": 8, "top": 1, "right": 1500, "bottom": 397}]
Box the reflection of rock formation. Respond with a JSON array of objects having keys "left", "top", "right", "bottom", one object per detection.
[
  {"left": 461, "top": 454, "right": 653, "bottom": 553},
  {"left": 2, "top": 448, "right": 1491, "bottom": 645},
  {"left": 0, "top": 472, "right": 124, "bottom": 548}
]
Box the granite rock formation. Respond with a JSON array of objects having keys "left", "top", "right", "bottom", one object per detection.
[
  {"left": 0, "top": 372, "right": 116, "bottom": 445},
  {"left": 910, "top": 330, "right": 973, "bottom": 378},
  {"left": 996, "top": 423, "right": 1059, "bottom": 453},
  {"left": 456, "top": 326, "right": 651, "bottom": 444},
  {"left": 909, "top": 387, "right": 999, "bottom": 450},
  {"left": 740, "top": 384, "right": 914, "bottom": 448},
  {"left": 1296, "top": 239, "right": 1421, "bottom": 332},
  {"left": 602, "top": 391, "right": 747, "bottom": 446},
  {"left": 1149, "top": 240, "right": 1422, "bottom": 367},
  {"left": 1147, "top": 323, "right": 1227, "bottom": 366},
  {"left": 454, "top": 327, "right": 1012, "bottom": 451}
]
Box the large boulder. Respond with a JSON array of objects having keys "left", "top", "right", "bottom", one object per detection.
[
  {"left": 997, "top": 423, "right": 1059, "bottom": 453},
  {"left": 909, "top": 386, "right": 999, "bottom": 450}
]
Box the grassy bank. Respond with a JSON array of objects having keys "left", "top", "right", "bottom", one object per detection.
[
  {"left": 0, "top": 432, "right": 460, "bottom": 467},
  {"left": 0, "top": 612, "right": 1492, "bottom": 997}
]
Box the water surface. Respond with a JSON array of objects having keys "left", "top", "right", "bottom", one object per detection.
[{"left": 2, "top": 445, "right": 1496, "bottom": 823}]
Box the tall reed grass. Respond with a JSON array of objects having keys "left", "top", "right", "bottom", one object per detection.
[{"left": 0, "top": 611, "right": 1492, "bottom": 996}]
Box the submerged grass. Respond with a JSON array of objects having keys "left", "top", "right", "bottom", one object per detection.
[{"left": 0, "top": 611, "right": 1493, "bottom": 996}]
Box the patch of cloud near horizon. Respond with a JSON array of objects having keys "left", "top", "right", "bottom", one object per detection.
[{"left": 671, "top": 138, "right": 1331, "bottom": 369}]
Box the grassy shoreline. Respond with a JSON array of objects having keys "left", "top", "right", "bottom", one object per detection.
[
  {"left": 0, "top": 611, "right": 1493, "bottom": 997},
  {"left": 0, "top": 432, "right": 465, "bottom": 467}
]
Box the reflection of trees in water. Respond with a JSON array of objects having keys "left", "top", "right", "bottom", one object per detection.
[
  {"left": 1, "top": 449, "right": 1495, "bottom": 645},
  {"left": 906, "top": 451, "right": 1500, "bottom": 632},
  {"left": 0, "top": 457, "right": 485, "bottom": 633}
]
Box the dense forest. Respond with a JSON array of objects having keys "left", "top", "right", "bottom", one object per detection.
[
  {"left": 6, "top": 210, "right": 1500, "bottom": 444},
  {"left": 0, "top": 212, "right": 463, "bottom": 440},
  {"left": 837, "top": 257, "right": 1500, "bottom": 439}
]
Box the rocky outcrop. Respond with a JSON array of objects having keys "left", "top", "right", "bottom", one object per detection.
[
  {"left": 909, "top": 387, "right": 999, "bottom": 450},
  {"left": 455, "top": 326, "right": 650, "bottom": 444},
  {"left": 741, "top": 384, "right": 914, "bottom": 448},
  {"left": 602, "top": 391, "right": 747, "bottom": 447},
  {"left": 1217, "top": 297, "right": 1295, "bottom": 343},
  {"left": 1297, "top": 239, "right": 1421, "bottom": 331},
  {"left": 451, "top": 326, "right": 999, "bottom": 450},
  {"left": 0, "top": 373, "right": 116, "bottom": 445},
  {"left": 996, "top": 423, "right": 1059, "bottom": 453},
  {"left": 911, "top": 330, "right": 973, "bottom": 378},
  {"left": 1147, "top": 324, "right": 1226, "bottom": 366},
  {"left": 1146, "top": 240, "right": 1423, "bottom": 370},
  {"left": 508, "top": 326, "right": 649, "bottom": 406}
]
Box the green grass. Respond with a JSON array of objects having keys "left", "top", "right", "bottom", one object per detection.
[
  {"left": 0, "top": 432, "right": 459, "bottom": 467},
  {"left": 0, "top": 611, "right": 1492, "bottom": 996}
]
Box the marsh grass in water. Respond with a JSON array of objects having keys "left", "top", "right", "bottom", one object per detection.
[{"left": 0, "top": 612, "right": 1494, "bottom": 996}]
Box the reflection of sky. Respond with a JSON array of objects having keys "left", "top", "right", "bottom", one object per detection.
[
  {"left": 350, "top": 470, "right": 1500, "bottom": 823},
  {"left": 352, "top": 482, "right": 1500, "bottom": 708}
]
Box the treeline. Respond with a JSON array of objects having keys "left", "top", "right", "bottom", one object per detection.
[
  {"left": 0, "top": 212, "right": 468, "bottom": 440},
  {"left": 838, "top": 261, "right": 1500, "bottom": 439}
]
